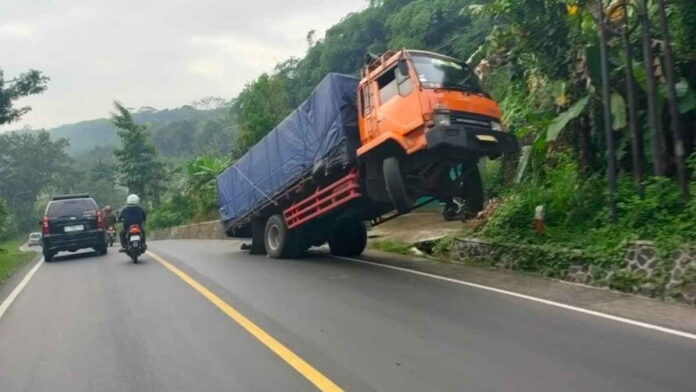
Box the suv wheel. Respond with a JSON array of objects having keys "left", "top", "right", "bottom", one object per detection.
[{"left": 43, "top": 251, "right": 54, "bottom": 262}]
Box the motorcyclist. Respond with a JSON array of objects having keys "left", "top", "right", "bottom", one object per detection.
[
  {"left": 102, "top": 206, "right": 116, "bottom": 229},
  {"left": 118, "top": 194, "right": 147, "bottom": 251}
]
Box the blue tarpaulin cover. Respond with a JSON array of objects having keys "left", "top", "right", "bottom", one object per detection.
[{"left": 217, "top": 73, "right": 360, "bottom": 225}]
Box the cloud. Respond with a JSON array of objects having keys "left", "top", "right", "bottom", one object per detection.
[
  {"left": 190, "top": 34, "right": 298, "bottom": 69},
  {"left": 0, "top": 0, "right": 367, "bottom": 130},
  {"left": 0, "top": 22, "right": 37, "bottom": 37},
  {"left": 188, "top": 58, "right": 226, "bottom": 79}
]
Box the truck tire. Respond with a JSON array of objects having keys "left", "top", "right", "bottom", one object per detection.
[
  {"left": 462, "top": 166, "right": 484, "bottom": 217},
  {"left": 383, "top": 157, "right": 413, "bottom": 214},
  {"left": 250, "top": 219, "right": 267, "bottom": 255},
  {"left": 328, "top": 219, "right": 367, "bottom": 257},
  {"left": 264, "top": 214, "right": 300, "bottom": 259}
]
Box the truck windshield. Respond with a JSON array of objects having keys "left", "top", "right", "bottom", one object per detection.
[{"left": 411, "top": 55, "right": 482, "bottom": 93}]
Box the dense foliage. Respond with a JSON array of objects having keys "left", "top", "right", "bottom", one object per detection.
[
  {"left": 0, "top": 131, "right": 72, "bottom": 233},
  {"left": 148, "top": 154, "right": 228, "bottom": 229},
  {"left": 225, "top": 0, "right": 695, "bottom": 272},
  {"left": 0, "top": 198, "right": 8, "bottom": 243}
]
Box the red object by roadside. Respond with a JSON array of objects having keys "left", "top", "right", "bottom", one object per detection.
[
  {"left": 41, "top": 216, "right": 49, "bottom": 235},
  {"left": 96, "top": 209, "right": 104, "bottom": 229}
]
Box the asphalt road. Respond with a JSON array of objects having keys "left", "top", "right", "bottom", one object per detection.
[{"left": 0, "top": 239, "right": 695, "bottom": 392}]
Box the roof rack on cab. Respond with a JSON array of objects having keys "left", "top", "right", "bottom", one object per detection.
[{"left": 51, "top": 193, "right": 91, "bottom": 201}]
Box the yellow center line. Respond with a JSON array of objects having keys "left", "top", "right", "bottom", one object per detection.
[{"left": 146, "top": 251, "right": 344, "bottom": 392}]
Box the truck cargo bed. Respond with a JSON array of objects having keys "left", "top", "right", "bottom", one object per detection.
[{"left": 217, "top": 73, "right": 360, "bottom": 232}]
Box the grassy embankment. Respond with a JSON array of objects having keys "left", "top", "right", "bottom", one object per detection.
[{"left": 0, "top": 238, "right": 36, "bottom": 286}]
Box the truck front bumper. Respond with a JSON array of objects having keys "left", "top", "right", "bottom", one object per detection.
[{"left": 425, "top": 125, "right": 518, "bottom": 156}]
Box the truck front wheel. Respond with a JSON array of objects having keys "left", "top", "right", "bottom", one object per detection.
[
  {"left": 461, "top": 166, "right": 484, "bottom": 218},
  {"left": 328, "top": 219, "right": 367, "bottom": 257},
  {"left": 383, "top": 157, "right": 413, "bottom": 214},
  {"left": 264, "top": 214, "right": 300, "bottom": 258}
]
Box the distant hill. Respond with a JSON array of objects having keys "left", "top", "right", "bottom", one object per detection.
[
  {"left": 40, "top": 103, "right": 230, "bottom": 155},
  {"left": 16, "top": 98, "right": 228, "bottom": 156}
]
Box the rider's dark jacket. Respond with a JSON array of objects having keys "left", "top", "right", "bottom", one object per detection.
[{"left": 119, "top": 205, "right": 147, "bottom": 228}]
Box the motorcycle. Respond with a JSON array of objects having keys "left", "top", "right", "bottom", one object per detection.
[
  {"left": 126, "top": 224, "right": 145, "bottom": 263},
  {"left": 106, "top": 226, "right": 116, "bottom": 247}
]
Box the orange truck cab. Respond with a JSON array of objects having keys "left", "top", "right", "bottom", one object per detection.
[{"left": 357, "top": 50, "right": 518, "bottom": 219}]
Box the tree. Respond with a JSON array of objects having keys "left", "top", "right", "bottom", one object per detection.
[
  {"left": 0, "top": 69, "right": 50, "bottom": 125},
  {"left": 196, "top": 118, "right": 232, "bottom": 155},
  {"left": 111, "top": 102, "right": 165, "bottom": 205},
  {"left": 85, "top": 160, "right": 126, "bottom": 208},
  {"left": 0, "top": 131, "right": 71, "bottom": 232},
  {"left": 182, "top": 154, "right": 228, "bottom": 217},
  {"left": 233, "top": 74, "right": 292, "bottom": 157}
]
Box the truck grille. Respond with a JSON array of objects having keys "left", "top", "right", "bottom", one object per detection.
[{"left": 450, "top": 112, "right": 493, "bottom": 130}]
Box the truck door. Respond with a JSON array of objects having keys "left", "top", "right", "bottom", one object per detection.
[
  {"left": 359, "top": 84, "right": 378, "bottom": 144},
  {"left": 373, "top": 61, "right": 423, "bottom": 150}
]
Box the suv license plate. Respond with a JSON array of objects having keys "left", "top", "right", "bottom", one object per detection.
[
  {"left": 64, "top": 225, "right": 84, "bottom": 233},
  {"left": 130, "top": 235, "right": 141, "bottom": 242}
]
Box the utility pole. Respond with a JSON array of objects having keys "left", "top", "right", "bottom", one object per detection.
[{"left": 656, "top": 0, "right": 689, "bottom": 199}]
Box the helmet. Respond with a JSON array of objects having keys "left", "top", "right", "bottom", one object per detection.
[
  {"left": 126, "top": 194, "right": 140, "bottom": 205},
  {"left": 104, "top": 205, "right": 112, "bottom": 212}
]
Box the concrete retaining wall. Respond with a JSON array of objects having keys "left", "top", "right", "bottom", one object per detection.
[{"left": 149, "top": 220, "right": 226, "bottom": 241}]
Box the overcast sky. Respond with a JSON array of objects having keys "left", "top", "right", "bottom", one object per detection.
[{"left": 0, "top": 0, "right": 367, "bottom": 131}]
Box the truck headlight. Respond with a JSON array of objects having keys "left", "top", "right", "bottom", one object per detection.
[
  {"left": 491, "top": 121, "right": 503, "bottom": 131},
  {"left": 434, "top": 113, "right": 451, "bottom": 126}
]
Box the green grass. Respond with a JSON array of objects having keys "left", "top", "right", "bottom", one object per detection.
[
  {"left": 0, "top": 237, "right": 36, "bottom": 286},
  {"left": 371, "top": 240, "right": 413, "bottom": 255}
]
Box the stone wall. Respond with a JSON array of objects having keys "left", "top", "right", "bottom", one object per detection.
[
  {"left": 446, "top": 238, "right": 696, "bottom": 305},
  {"left": 149, "top": 220, "right": 226, "bottom": 241}
]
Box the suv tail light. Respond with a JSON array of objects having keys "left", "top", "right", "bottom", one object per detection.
[
  {"left": 96, "top": 209, "right": 104, "bottom": 229},
  {"left": 41, "top": 216, "right": 49, "bottom": 235}
]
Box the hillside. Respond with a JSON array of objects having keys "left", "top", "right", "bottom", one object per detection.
[{"left": 44, "top": 103, "right": 232, "bottom": 155}]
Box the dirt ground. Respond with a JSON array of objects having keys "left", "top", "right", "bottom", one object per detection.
[{"left": 368, "top": 211, "right": 464, "bottom": 244}]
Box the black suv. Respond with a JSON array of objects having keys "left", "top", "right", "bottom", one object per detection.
[{"left": 40, "top": 194, "right": 107, "bottom": 261}]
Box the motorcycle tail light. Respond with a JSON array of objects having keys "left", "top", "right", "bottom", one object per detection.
[{"left": 129, "top": 226, "right": 141, "bottom": 234}]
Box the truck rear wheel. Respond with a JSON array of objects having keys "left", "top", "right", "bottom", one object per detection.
[
  {"left": 328, "top": 219, "right": 367, "bottom": 257},
  {"left": 383, "top": 157, "right": 413, "bottom": 214},
  {"left": 264, "top": 214, "right": 300, "bottom": 259}
]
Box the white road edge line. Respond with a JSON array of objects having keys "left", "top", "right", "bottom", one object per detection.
[
  {"left": 332, "top": 255, "right": 696, "bottom": 341},
  {"left": 0, "top": 257, "right": 44, "bottom": 320}
]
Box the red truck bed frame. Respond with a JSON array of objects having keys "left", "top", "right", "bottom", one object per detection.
[{"left": 283, "top": 169, "right": 361, "bottom": 229}]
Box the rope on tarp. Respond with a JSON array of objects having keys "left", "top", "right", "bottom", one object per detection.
[{"left": 232, "top": 166, "right": 278, "bottom": 206}]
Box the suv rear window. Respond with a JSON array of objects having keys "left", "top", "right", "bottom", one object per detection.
[{"left": 47, "top": 199, "right": 98, "bottom": 218}]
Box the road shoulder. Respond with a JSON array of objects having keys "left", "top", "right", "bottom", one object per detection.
[
  {"left": 334, "top": 248, "right": 696, "bottom": 335},
  {"left": 0, "top": 243, "right": 41, "bottom": 307}
]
